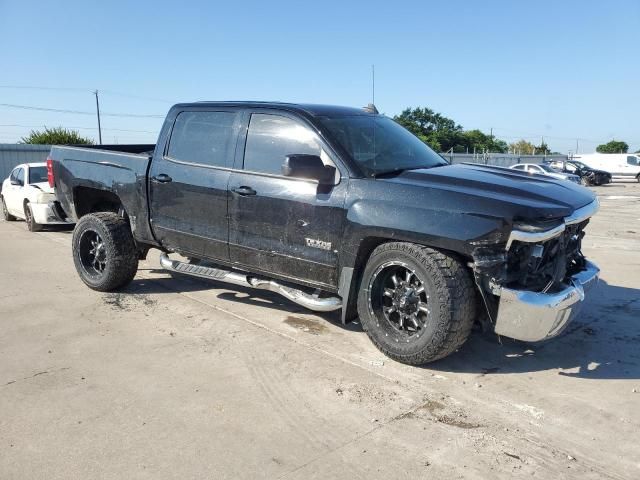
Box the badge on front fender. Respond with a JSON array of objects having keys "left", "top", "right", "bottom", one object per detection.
[{"left": 305, "top": 238, "right": 332, "bottom": 251}]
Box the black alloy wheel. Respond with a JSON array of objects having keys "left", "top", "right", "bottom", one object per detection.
[
  {"left": 368, "top": 261, "right": 431, "bottom": 340},
  {"left": 78, "top": 229, "right": 108, "bottom": 277}
]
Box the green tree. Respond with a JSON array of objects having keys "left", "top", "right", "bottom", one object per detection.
[
  {"left": 535, "top": 141, "right": 552, "bottom": 155},
  {"left": 393, "top": 107, "right": 463, "bottom": 152},
  {"left": 20, "top": 127, "right": 93, "bottom": 145},
  {"left": 459, "top": 129, "right": 508, "bottom": 153},
  {"left": 596, "top": 140, "right": 628, "bottom": 153},
  {"left": 508, "top": 139, "right": 536, "bottom": 155}
]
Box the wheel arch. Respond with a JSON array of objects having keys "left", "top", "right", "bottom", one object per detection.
[
  {"left": 339, "top": 235, "right": 473, "bottom": 324},
  {"left": 73, "top": 186, "right": 124, "bottom": 218}
]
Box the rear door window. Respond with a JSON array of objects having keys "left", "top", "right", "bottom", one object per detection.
[
  {"left": 14, "top": 168, "right": 24, "bottom": 185},
  {"left": 167, "top": 111, "right": 237, "bottom": 168},
  {"left": 243, "top": 114, "right": 322, "bottom": 175}
]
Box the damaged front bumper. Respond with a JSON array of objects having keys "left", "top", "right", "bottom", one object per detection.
[{"left": 494, "top": 260, "right": 599, "bottom": 342}]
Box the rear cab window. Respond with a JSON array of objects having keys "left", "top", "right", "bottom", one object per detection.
[
  {"left": 167, "top": 111, "right": 238, "bottom": 168},
  {"left": 28, "top": 166, "right": 47, "bottom": 184}
]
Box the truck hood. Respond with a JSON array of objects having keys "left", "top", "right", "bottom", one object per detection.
[{"left": 380, "top": 163, "right": 596, "bottom": 221}]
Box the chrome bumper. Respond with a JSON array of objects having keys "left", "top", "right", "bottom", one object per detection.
[{"left": 494, "top": 260, "right": 600, "bottom": 342}]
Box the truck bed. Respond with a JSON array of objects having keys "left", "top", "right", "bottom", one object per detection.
[{"left": 49, "top": 144, "right": 156, "bottom": 243}]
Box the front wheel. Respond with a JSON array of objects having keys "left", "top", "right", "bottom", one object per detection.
[
  {"left": 1, "top": 196, "right": 16, "bottom": 221},
  {"left": 357, "top": 242, "right": 476, "bottom": 365},
  {"left": 72, "top": 212, "right": 139, "bottom": 291},
  {"left": 24, "top": 202, "right": 43, "bottom": 232}
]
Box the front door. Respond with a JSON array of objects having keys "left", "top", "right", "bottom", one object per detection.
[
  {"left": 5, "top": 167, "right": 25, "bottom": 215},
  {"left": 149, "top": 109, "right": 241, "bottom": 261},
  {"left": 228, "top": 112, "right": 347, "bottom": 289}
]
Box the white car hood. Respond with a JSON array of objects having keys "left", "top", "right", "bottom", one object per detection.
[{"left": 30, "top": 182, "right": 54, "bottom": 194}]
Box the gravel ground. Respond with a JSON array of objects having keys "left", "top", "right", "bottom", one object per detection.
[{"left": 1, "top": 180, "right": 638, "bottom": 479}]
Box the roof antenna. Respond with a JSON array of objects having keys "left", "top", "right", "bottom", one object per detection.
[{"left": 363, "top": 64, "right": 379, "bottom": 114}]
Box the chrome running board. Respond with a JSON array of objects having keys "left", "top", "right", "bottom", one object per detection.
[{"left": 159, "top": 253, "right": 342, "bottom": 312}]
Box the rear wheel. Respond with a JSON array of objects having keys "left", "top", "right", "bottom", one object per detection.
[
  {"left": 24, "top": 202, "right": 42, "bottom": 232},
  {"left": 72, "top": 212, "right": 138, "bottom": 291},
  {"left": 1, "top": 196, "right": 16, "bottom": 221},
  {"left": 357, "top": 242, "right": 476, "bottom": 365}
]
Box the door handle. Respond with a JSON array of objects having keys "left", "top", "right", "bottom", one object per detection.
[
  {"left": 231, "top": 186, "right": 257, "bottom": 196},
  {"left": 151, "top": 174, "right": 172, "bottom": 183}
]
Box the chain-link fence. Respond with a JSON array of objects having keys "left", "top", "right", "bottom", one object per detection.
[{"left": 441, "top": 152, "right": 569, "bottom": 168}]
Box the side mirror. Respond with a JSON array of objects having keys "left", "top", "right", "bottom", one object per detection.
[
  {"left": 282, "top": 154, "right": 336, "bottom": 185},
  {"left": 10, "top": 179, "right": 22, "bottom": 186}
]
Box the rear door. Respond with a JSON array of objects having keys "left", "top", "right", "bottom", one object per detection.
[
  {"left": 149, "top": 109, "right": 241, "bottom": 261},
  {"left": 228, "top": 111, "right": 347, "bottom": 289}
]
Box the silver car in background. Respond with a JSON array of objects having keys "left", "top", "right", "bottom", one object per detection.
[{"left": 510, "top": 163, "right": 581, "bottom": 183}]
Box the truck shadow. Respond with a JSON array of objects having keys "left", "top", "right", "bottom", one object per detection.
[
  {"left": 123, "top": 271, "right": 639, "bottom": 379},
  {"left": 430, "top": 281, "right": 640, "bottom": 380},
  {"left": 124, "top": 271, "right": 344, "bottom": 323}
]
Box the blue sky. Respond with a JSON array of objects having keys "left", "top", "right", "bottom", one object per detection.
[{"left": 1, "top": 0, "right": 638, "bottom": 152}]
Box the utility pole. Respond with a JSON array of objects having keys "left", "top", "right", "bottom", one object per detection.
[
  {"left": 94, "top": 90, "right": 102, "bottom": 145},
  {"left": 576, "top": 138, "right": 579, "bottom": 154},
  {"left": 371, "top": 64, "right": 375, "bottom": 106}
]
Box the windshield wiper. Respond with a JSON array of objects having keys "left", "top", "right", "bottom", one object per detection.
[{"left": 372, "top": 165, "right": 444, "bottom": 177}]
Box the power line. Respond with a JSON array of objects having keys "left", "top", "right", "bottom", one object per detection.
[
  {"left": 0, "top": 85, "right": 175, "bottom": 103},
  {"left": 0, "top": 85, "right": 91, "bottom": 92},
  {"left": 0, "top": 102, "right": 164, "bottom": 118},
  {"left": 99, "top": 90, "right": 174, "bottom": 104},
  {"left": 0, "top": 124, "right": 156, "bottom": 133}
]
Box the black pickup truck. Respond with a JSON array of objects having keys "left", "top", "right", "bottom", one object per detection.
[{"left": 48, "top": 101, "right": 600, "bottom": 364}]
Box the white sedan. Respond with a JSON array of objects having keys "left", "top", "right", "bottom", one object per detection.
[
  {"left": 510, "top": 163, "right": 581, "bottom": 184},
  {"left": 1, "top": 162, "right": 71, "bottom": 231}
]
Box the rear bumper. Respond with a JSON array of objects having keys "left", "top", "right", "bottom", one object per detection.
[{"left": 494, "top": 261, "right": 599, "bottom": 342}]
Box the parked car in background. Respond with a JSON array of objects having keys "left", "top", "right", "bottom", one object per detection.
[
  {"left": 544, "top": 159, "right": 612, "bottom": 186},
  {"left": 509, "top": 163, "right": 581, "bottom": 183},
  {"left": 1, "top": 162, "right": 70, "bottom": 231},
  {"left": 572, "top": 153, "right": 640, "bottom": 181}
]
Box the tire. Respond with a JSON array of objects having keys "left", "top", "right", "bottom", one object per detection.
[
  {"left": 24, "top": 202, "right": 43, "bottom": 232},
  {"left": 1, "top": 196, "right": 16, "bottom": 221},
  {"left": 357, "top": 242, "right": 476, "bottom": 365},
  {"left": 72, "top": 212, "right": 139, "bottom": 291}
]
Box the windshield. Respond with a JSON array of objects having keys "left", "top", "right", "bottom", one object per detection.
[
  {"left": 538, "top": 164, "right": 558, "bottom": 173},
  {"left": 28, "top": 166, "right": 48, "bottom": 184},
  {"left": 318, "top": 115, "right": 447, "bottom": 176}
]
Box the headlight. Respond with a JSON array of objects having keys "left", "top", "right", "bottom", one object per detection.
[{"left": 35, "top": 191, "right": 52, "bottom": 204}]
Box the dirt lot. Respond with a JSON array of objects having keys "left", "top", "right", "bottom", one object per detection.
[{"left": 1, "top": 181, "right": 639, "bottom": 479}]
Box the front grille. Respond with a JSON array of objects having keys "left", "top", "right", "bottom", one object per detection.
[{"left": 506, "top": 219, "right": 588, "bottom": 292}]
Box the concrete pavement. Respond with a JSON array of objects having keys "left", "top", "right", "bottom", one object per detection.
[{"left": 1, "top": 182, "right": 639, "bottom": 479}]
